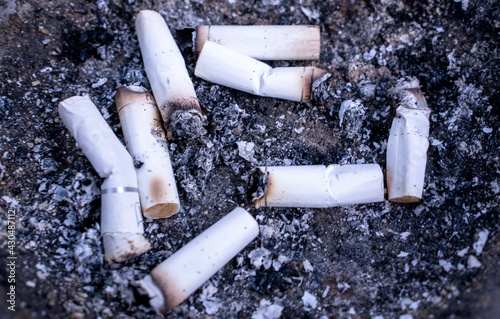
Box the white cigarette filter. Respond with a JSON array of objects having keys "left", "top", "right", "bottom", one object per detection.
[
  {"left": 249, "top": 164, "right": 384, "bottom": 208},
  {"left": 58, "top": 95, "right": 151, "bottom": 263},
  {"left": 135, "top": 10, "right": 205, "bottom": 140},
  {"left": 137, "top": 207, "right": 259, "bottom": 313},
  {"left": 195, "top": 41, "right": 330, "bottom": 102},
  {"left": 195, "top": 25, "right": 320, "bottom": 60},
  {"left": 386, "top": 77, "right": 431, "bottom": 203},
  {"left": 115, "top": 86, "right": 181, "bottom": 219}
]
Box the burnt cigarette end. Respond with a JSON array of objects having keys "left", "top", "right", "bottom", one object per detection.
[
  {"left": 150, "top": 267, "right": 185, "bottom": 313},
  {"left": 391, "top": 77, "right": 429, "bottom": 110},
  {"left": 248, "top": 168, "right": 268, "bottom": 207},
  {"left": 302, "top": 67, "right": 331, "bottom": 102},
  {"left": 163, "top": 98, "right": 206, "bottom": 140}
]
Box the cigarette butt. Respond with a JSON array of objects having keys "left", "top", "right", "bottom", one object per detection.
[
  {"left": 137, "top": 207, "right": 259, "bottom": 313},
  {"left": 195, "top": 41, "right": 330, "bottom": 102},
  {"left": 135, "top": 10, "right": 206, "bottom": 140},
  {"left": 58, "top": 95, "right": 150, "bottom": 263},
  {"left": 195, "top": 25, "right": 320, "bottom": 60},
  {"left": 249, "top": 164, "right": 384, "bottom": 208},
  {"left": 387, "top": 77, "right": 430, "bottom": 203},
  {"left": 115, "top": 86, "right": 181, "bottom": 219}
]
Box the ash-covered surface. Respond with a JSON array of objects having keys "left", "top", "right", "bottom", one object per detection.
[{"left": 0, "top": 0, "right": 499, "bottom": 318}]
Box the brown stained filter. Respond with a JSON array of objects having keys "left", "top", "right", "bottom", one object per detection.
[
  {"left": 145, "top": 176, "right": 180, "bottom": 218},
  {"left": 115, "top": 86, "right": 181, "bottom": 218},
  {"left": 195, "top": 25, "right": 209, "bottom": 55},
  {"left": 115, "top": 87, "right": 156, "bottom": 110},
  {"left": 150, "top": 267, "right": 185, "bottom": 313}
]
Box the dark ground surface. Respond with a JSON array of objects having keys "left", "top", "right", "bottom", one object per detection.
[{"left": 0, "top": 0, "right": 499, "bottom": 318}]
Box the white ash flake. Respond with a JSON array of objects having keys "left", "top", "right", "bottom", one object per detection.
[
  {"left": 473, "top": 230, "right": 490, "bottom": 256},
  {"left": 337, "top": 282, "right": 351, "bottom": 293},
  {"left": 236, "top": 140, "right": 256, "bottom": 163},
  {"left": 303, "top": 259, "right": 313, "bottom": 272},
  {"left": 457, "top": 247, "right": 469, "bottom": 257},
  {"left": 397, "top": 251, "right": 410, "bottom": 258},
  {"left": 249, "top": 247, "right": 273, "bottom": 269},
  {"left": 467, "top": 255, "right": 482, "bottom": 269},
  {"left": 251, "top": 299, "right": 284, "bottom": 319},
  {"left": 199, "top": 283, "right": 222, "bottom": 315},
  {"left": 400, "top": 232, "right": 411, "bottom": 240},
  {"left": 91, "top": 77, "right": 108, "bottom": 88},
  {"left": 490, "top": 180, "right": 500, "bottom": 194},
  {"left": 301, "top": 291, "right": 318, "bottom": 309},
  {"left": 439, "top": 259, "right": 453, "bottom": 272}
]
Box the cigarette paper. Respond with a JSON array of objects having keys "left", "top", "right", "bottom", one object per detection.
[
  {"left": 135, "top": 10, "right": 205, "bottom": 140},
  {"left": 137, "top": 207, "right": 259, "bottom": 313},
  {"left": 195, "top": 41, "right": 330, "bottom": 102},
  {"left": 386, "top": 77, "right": 430, "bottom": 203},
  {"left": 249, "top": 164, "right": 384, "bottom": 208},
  {"left": 58, "top": 95, "right": 150, "bottom": 263},
  {"left": 195, "top": 25, "right": 320, "bottom": 60},
  {"left": 115, "top": 86, "right": 180, "bottom": 219}
]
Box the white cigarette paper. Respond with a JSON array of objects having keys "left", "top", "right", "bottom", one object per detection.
[
  {"left": 135, "top": 10, "right": 205, "bottom": 139},
  {"left": 386, "top": 77, "right": 430, "bottom": 203},
  {"left": 195, "top": 41, "right": 330, "bottom": 102},
  {"left": 249, "top": 164, "right": 384, "bottom": 208},
  {"left": 137, "top": 207, "right": 259, "bottom": 313},
  {"left": 58, "top": 95, "right": 150, "bottom": 263},
  {"left": 115, "top": 86, "right": 180, "bottom": 219},
  {"left": 195, "top": 25, "right": 320, "bottom": 60}
]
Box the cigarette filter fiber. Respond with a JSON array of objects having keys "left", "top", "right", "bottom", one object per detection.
[
  {"left": 250, "top": 164, "right": 384, "bottom": 208},
  {"left": 135, "top": 10, "right": 205, "bottom": 140},
  {"left": 387, "top": 77, "right": 430, "bottom": 202},
  {"left": 115, "top": 86, "right": 181, "bottom": 219},
  {"left": 59, "top": 95, "right": 150, "bottom": 263},
  {"left": 137, "top": 207, "right": 259, "bottom": 313},
  {"left": 195, "top": 41, "right": 330, "bottom": 102}
]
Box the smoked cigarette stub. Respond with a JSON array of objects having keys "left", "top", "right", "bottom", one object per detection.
[
  {"left": 249, "top": 164, "right": 384, "bottom": 208},
  {"left": 135, "top": 10, "right": 206, "bottom": 140},
  {"left": 58, "top": 95, "right": 151, "bottom": 263},
  {"left": 195, "top": 41, "right": 330, "bottom": 102},
  {"left": 387, "top": 77, "right": 430, "bottom": 203},
  {"left": 115, "top": 86, "right": 181, "bottom": 219},
  {"left": 137, "top": 207, "right": 259, "bottom": 313},
  {"left": 195, "top": 25, "right": 320, "bottom": 60}
]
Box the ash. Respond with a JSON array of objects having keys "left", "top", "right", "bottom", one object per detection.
[{"left": 0, "top": 0, "right": 499, "bottom": 318}]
